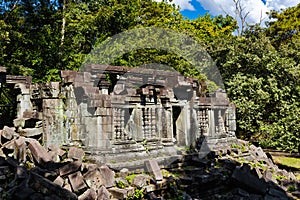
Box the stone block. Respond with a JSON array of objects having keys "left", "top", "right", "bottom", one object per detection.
[
  {"left": 78, "top": 188, "right": 97, "bottom": 200},
  {"left": 231, "top": 166, "right": 267, "bottom": 195},
  {"left": 263, "top": 170, "right": 274, "bottom": 182},
  {"left": 68, "top": 171, "right": 87, "bottom": 192},
  {"left": 98, "top": 186, "right": 111, "bottom": 200},
  {"left": 108, "top": 187, "right": 134, "bottom": 199},
  {"left": 132, "top": 174, "right": 149, "bottom": 188},
  {"left": 30, "top": 172, "right": 77, "bottom": 200},
  {"left": 2, "top": 140, "right": 15, "bottom": 150},
  {"left": 59, "top": 161, "right": 82, "bottom": 176},
  {"left": 53, "top": 176, "right": 65, "bottom": 187},
  {"left": 2, "top": 126, "right": 16, "bottom": 140},
  {"left": 68, "top": 147, "right": 84, "bottom": 161},
  {"left": 64, "top": 183, "right": 72, "bottom": 192},
  {"left": 119, "top": 168, "right": 129, "bottom": 178},
  {"left": 82, "top": 165, "right": 103, "bottom": 190},
  {"left": 99, "top": 165, "right": 115, "bottom": 188},
  {"left": 20, "top": 127, "right": 43, "bottom": 137},
  {"left": 27, "top": 138, "right": 52, "bottom": 164},
  {"left": 144, "top": 159, "right": 163, "bottom": 181},
  {"left": 48, "top": 145, "right": 66, "bottom": 157}
]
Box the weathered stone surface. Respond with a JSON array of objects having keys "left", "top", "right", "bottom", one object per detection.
[
  {"left": 30, "top": 172, "right": 77, "bottom": 200},
  {"left": 231, "top": 165, "right": 267, "bottom": 194},
  {"left": 2, "top": 126, "right": 17, "bottom": 140},
  {"left": 68, "top": 171, "right": 87, "bottom": 192},
  {"left": 53, "top": 176, "right": 65, "bottom": 187},
  {"left": 78, "top": 188, "right": 97, "bottom": 200},
  {"left": 144, "top": 159, "right": 163, "bottom": 181},
  {"left": 263, "top": 170, "right": 274, "bottom": 182},
  {"left": 16, "top": 166, "right": 28, "bottom": 179},
  {"left": 59, "top": 161, "right": 82, "bottom": 176},
  {"left": 97, "top": 186, "right": 111, "bottom": 200},
  {"left": 27, "top": 138, "right": 52, "bottom": 164},
  {"left": 108, "top": 187, "right": 134, "bottom": 199},
  {"left": 14, "top": 136, "right": 27, "bottom": 161},
  {"left": 132, "top": 174, "right": 149, "bottom": 188},
  {"left": 119, "top": 168, "right": 129, "bottom": 178},
  {"left": 19, "top": 127, "right": 43, "bottom": 137},
  {"left": 68, "top": 146, "right": 85, "bottom": 161},
  {"left": 99, "top": 165, "right": 115, "bottom": 188},
  {"left": 48, "top": 145, "right": 66, "bottom": 157},
  {"left": 64, "top": 183, "right": 72, "bottom": 192}
]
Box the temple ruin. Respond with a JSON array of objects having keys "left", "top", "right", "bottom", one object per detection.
[{"left": 0, "top": 65, "right": 236, "bottom": 164}]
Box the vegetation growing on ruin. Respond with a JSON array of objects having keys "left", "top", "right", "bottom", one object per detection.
[{"left": 0, "top": 0, "right": 299, "bottom": 152}]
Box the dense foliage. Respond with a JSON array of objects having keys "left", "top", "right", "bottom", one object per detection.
[{"left": 0, "top": 0, "right": 299, "bottom": 152}]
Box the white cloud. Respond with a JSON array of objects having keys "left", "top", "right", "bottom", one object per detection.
[
  {"left": 172, "top": 0, "right": 196, "bottom": 11},
  {"left": 153, "top": 0, "right": 195, "bottom": 11},
  {"left": 197, "top": 0, "right": 299, "bottom": 28},
  {"left": 266, "top": 0, "right": 300, "bottom": 11}
]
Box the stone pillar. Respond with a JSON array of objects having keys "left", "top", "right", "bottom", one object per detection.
[
  {"left": 43, "top": 99, "right": 65, "bottom": 147},
  {"left": 15, "top": 83, "right": 33, "bottom": 118},
  {"left": 208, "top": 109, "right": 216, "bottom": 138},
  {"left": 197, "top": 109, "right": 209, "bottom": 137}
]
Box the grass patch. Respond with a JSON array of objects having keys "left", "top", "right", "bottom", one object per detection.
[{"left": 272, "top": 156, "right": 300, "bottom": 170}]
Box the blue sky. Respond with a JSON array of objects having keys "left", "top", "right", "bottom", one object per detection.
[
  {"left": 167, "top": 0, "right": 299, "bottom": 26},
  {"left": 180, "top": 0, "right": 210, "bottom": 19}
]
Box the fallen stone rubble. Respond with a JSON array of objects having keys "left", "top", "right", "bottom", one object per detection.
[
  {"left": 161, "top": 139, "right": 300, "bottom": 200},
  {"left": 0, "top": 125, "right": 299, "bottom": 200}
]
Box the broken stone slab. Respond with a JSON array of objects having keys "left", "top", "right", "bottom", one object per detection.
[
  {"left": 48, "top": 144, "right": 66, "bottom": 160},
  {"left": 81, "top": 163, "right": 98, "bottom": 173},
  {"left": 99, "top": 165, "right": 115, "bottom": 188},
  {"left": 144, "top": 159, "right": 163, "bottom": 181},
  {"left": 97, "top": 186, "right": 111, "bottom": 200},
  {"left": 108, "top": 187, "right": 134, "bottom": 199},
  {"left": 29, "top": 172, "right": 77, "bottom": 200},
  {"left": 26, "top": 138, "right": 52, "bottom": 164},
  {"left": 68, "top": 171, "right": 87, "bottom": 193},
  {"left": 53, "top": 176, "right": 65, "bottom": 187},
  {"left": 59, "top": 160, "right": 82, "bottom": 176},
  {"left": 119, "top": 168, "right": 129, "bottom": 178},
  {"left": 19, "top": 127, "right": 43, "bottom": 137},
  {"left": 115, "top": 177, "right": 129, "bottom": 188},
  {"left": 231, "top": 165, "right": 267, "bottom": 195},
  {"left": 264, "top": 170, "right": 274, "bottom": 182},
  {"left": 132, "top": 174, "right": 149, "bottom": 188},
  {"left": 83, "top": 168, "right": 103, "bottom": 190},
  {"left": 78, "top": 188, "right": 97, "bottom": 200},
  {"left": 14, "top": 136, "right": 27, "bottom": 162},
  {"left": 1, "top": 126, "right": 17, "bottom": 140},
  {"left": 68, "top": 146, "right": 85, "bottom": 161},
  {"left": 268, "top": 187, "right": 288, "bottom": 199}
]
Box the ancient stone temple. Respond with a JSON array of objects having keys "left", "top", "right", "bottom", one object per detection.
[{"left": 0, "top": 65, "right": 236, "bottom": 163}]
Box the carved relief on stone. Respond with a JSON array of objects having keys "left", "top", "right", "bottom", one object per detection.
[
  {"left": 217, "top": 110, "right": 226, "bottom": 136},
  {"left": 197, "top": 109, "right": 209, "bottom": 136}
]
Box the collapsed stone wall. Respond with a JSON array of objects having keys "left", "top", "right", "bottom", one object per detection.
[{"left": 0, "top": 65, "right": 236, "bottom": 163}]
